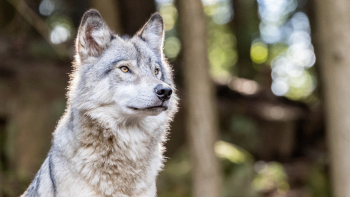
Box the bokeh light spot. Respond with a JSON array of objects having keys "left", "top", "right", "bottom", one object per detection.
[
  {"left": 39, "top": 0, "right": 55, "bottom": 16},
  {"left": 160, "top": 4, "right": 178, "bottom": 31},
  {"left": 271, "top": 78, "right": 289, "bottom": 96},
  {"left": 213, "top": 5, "right": 233, "bottom": 25},
  {"left": 251, "top": 42, "right": 268, "bottom": 64},
  {"left": 215, "top": 141, "right": 247, "bottom": 164},
  {"left": 164, "top": 37, "right": 181, "bottom": 58},
  {"left": 50, "top": 24, "right": 71, "bottom": 44}
]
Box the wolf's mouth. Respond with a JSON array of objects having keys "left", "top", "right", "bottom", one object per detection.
[{"left": 128, "top": 105, "right": 168, "bottom": 111}]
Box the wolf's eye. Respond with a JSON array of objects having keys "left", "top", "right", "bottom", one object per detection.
[
  {"left": 120, "top": 66, "right": 129, "bottom": 73},
  {"left": 154, "top": 68, "right": 159, "bottom": 75}
]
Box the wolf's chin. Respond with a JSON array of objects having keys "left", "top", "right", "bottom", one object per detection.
[
  {"left": 126, "top": 106, "right": 168, "bottom": 116},
  {"left": 128, "top": 106, "right": 168, "bottom": 110}
]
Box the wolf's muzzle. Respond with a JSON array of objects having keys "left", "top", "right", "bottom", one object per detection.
[{"left": 155, "top": 84, "right": 172, "bottom": 101}]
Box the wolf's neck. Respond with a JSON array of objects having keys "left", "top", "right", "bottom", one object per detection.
[
  {"left": 53, "top": 109, "right": 165, "bottom": 196},
  {"left": 56, "top": 107, "right": 168, "bottom": 163}
]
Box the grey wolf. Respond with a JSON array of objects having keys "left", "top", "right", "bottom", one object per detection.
[{"left": 21, "top": 9, "right": 178, "bottom": 197}]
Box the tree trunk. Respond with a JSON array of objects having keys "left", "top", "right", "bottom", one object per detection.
[
  {"left": 177, "top": 0, "right": 222, "bottom": 197},
  {"left": 116, "top": 0, "right": 156, "bottom": 35},
  {"left": 231, "top": 0, "right": 259, "bottom": 79},
  {"left": 90, "top": 0, "right": 122, "bottom": 34},
  {"left": 0, "top": 0, "right": 15, "bottom": 28},
  {"left": 313, "top": 1, "right": 350, "bottom": 196}
]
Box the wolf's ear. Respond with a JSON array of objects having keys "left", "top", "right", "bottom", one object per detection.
[
  {"left": 138, "top": 13, "right": 165, "bottom": 54},
  {"left": 76, "top": 9, "right": 113, "bottom": 61}
]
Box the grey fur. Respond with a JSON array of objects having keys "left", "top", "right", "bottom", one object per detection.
[{"left": 21, "top": 9, "right": 178, "bottom": 197}]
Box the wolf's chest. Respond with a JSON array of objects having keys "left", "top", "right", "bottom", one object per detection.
[{"left": 72, "top": 130, "right": 162, "bottom": 196}]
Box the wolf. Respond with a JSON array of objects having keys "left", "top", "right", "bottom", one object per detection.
[{"left": 21, "top": 9, "right": 178, "bottom": 197}]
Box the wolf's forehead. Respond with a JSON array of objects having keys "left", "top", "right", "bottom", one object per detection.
[
  {"left": 106, "top": 38, "right": 159, "bottom": 64},
  {"left": 106, "top": 41, "right": 138, "bottom": 60}
]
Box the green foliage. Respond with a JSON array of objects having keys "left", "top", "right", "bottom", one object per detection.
[
  {"left": 253, "top": 162, "right": 289, "bottom": 195},
  {"left": 158, "top": 142, "right": 302, "bottom": 197},
  {"left": 157, "top": 147, "right": 192, "bottom": 197},
  {"left": 158, "top": 2, "right": 181, "bottom": 61},
  {"left": 229, "top": 115, "right": 260, "bottom": 153},
  {"left": 204, "top": 0, "right": 237, "bottom": 81},
  {"left": 207, "top": 22, "right": 238, "bottom": 80},
  {"left": 306, "top": 165, "right": 331, "bottom": 197}
]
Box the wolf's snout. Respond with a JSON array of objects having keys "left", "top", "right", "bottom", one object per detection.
[{"left": 155, "top": 84, "right": 172, "bottom": 101}]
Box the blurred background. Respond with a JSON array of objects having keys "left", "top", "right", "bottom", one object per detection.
[{"left": 0, "top": 0, "right": 348, "bottom": 196}]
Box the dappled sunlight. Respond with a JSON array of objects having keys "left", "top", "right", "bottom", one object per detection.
[
  {"left": 202, "top": 0, "right": 237, "bottom": 83},
  {"left": 257, "top": 0, "right": 317, "bottom": 100},
  {"left": 257, "top": 0, "right": 298, "bottom": 44},
  {"left": 271, "top": 77, "right": 289, "bottom": 96},
  {"left": 262, "top": 105, "right": 290, "bottom": 121},
  {"left": 39, "top": 0, "right": 75, "bottom": 46},
  {"left": 253, "top": 161, "right": 290, "bottom": 195},
  {"left": 155, "top": 0, "right": 174, "bottom": 4},
  {"left": 159, "top": 3, "right": 178, "bottom": 31},
  {"left": 205, "top": 3, "right": 236, "bottom": 81},
  {"left": 39, "top": 0, "right": 55, "bottom": 16},
  {"left": 228, "top": 77, "right": 259, "bottom": 95},
  {"left": 50, "top": 23, "right": 71, "bottom": 44},
  {"left": 212, "top": 6, "right": 232, "bottom": 25},
  {"left": 215, "top": 141, "right": 292, "bottom": 196},
  {"left": 203, "top": 0, "right": 233, "bottom": 25},
  {"left": 164, "top": 37, "right": 181, "bottom": 58},
  {"left": 203, "top": 0, "right": 317, "bottom": 102},
  {"left": 157, "top": 148, "right": 192, "bottom": 197},
  {"left": 251, "top": 40, "right": 268, "bottom": 64},
  {"left": 215, "top": 140, "right": 249, "bottom": 164},
  {"left": 208, "top": 29, "right": 237, "bottom": 81},
  {"left": 157, "top": 1, "right": 182, "bottom": 61}
]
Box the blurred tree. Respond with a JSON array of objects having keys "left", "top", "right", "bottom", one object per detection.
[
  {"left": 117, "top": 0, "right": 156, "bottom": 35},
  {"left": 5, "top": 0, "right": 69, "bottom": 58},
  {"left": 90, "top": 0, "right": 122, "bottom": 34},
  {"left": 0, "top": 0, "right": 15, "bottom": 28},
  {"left": 67, "top": 0, "right": 89, "bottom": 27},
  {"left": 314, "top": 0, "right": 350, "bottom": 196},
  {"left": 177, "top": 0, "right": 222, "bottom": 196},
  {"left": 231, "top": 0, "right": 259, "bottom": 79}
]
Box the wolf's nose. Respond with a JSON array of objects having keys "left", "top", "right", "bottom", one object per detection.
[{"left": 155, "top": 84, "right": 172, "bottom": 101}]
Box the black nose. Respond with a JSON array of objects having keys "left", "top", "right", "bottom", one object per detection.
[{"left": 155, "top": 84, "right": 172, "bottom": 101}]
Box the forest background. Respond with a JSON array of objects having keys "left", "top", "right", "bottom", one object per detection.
[{"left": 0, "top": 0, "right": 348, "bottom": 196}]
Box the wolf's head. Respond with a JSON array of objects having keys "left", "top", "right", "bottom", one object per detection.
[{"left": 68, "top": 9, "right": 178, "bottom": 124}]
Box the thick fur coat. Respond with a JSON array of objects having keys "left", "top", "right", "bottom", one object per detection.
[{"left": 22, "top": 9, "right": 178, "bottom": 197}]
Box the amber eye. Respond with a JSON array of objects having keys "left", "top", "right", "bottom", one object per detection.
[
  {"left": 154, "top": 68, "right": 159, "bottom": 75},
  {"left": 120, "top": 66, "right": 129, "bottom": 73}
]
